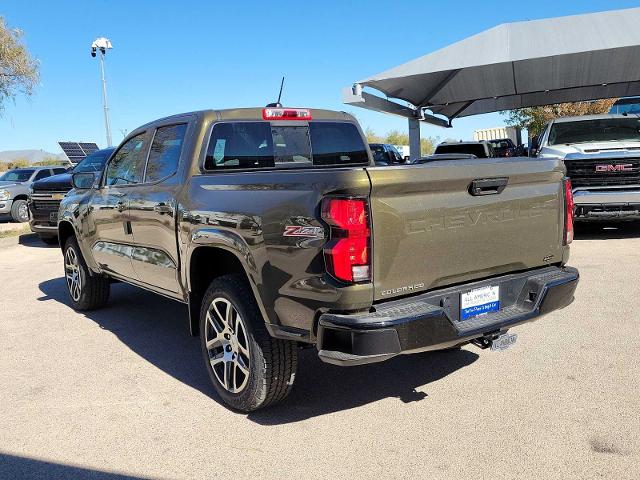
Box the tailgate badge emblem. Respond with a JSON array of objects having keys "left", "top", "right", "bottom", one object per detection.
[{"left": 283, "top": 226, "right": 324, "bottom": 238}]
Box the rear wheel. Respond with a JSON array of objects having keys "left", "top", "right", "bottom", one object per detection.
[
  {"left": 10, "top": 199, "right": 29, "bottom": 223},
  {"left": 200, "top": 274, "right": 297, "bottom": 412},
  {"left": 63, "top": 237, "right": 110, "bottom": 310}
]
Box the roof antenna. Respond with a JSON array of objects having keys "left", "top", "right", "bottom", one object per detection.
[{"left": 266, "top": 77, "right": 285, "bottom": 108}]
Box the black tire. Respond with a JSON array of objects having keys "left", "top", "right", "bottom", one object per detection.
[
  {"left": 39, "top": 235, "right": 58, "bottom": 245},
  {"left": 10, "top": 199, "right": 29, "bottom": 223},
  {"left": 200, "top": 274, "right": 298, "bottom": 412},
  {"left": 63, "top": 236, "right": 110, "bottom": 311}
]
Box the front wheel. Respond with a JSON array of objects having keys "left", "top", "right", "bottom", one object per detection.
[
  {"left": 200, "top": 274, "right": 298, "bottom": 412},
  {"left": 63, "top": 237, "right": 110, "bottom": 311},
  {"left": 10, "top": 199, "right": 29, "bottom": 223}
]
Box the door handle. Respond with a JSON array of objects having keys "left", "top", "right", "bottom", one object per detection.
[
  {"left": 111, "top": 191, "right": 126, "bottom": 198},
  {"left": 469, "top": 177, "right": 508, "bottom": 196},
  {"left": 153, "top": 203, "right": 172, "bottom": 214}
]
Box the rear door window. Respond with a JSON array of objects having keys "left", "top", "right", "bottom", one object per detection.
[
  {"left": 145, "top": 123, "right": 187, "bottom": 182},
  {"left": 204, "top": 121, "right": 368, "bottom": 171}
]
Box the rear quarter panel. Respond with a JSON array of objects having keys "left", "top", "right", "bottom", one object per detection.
[{"left": 180, "top": 168, "right": 372, "bottom": 337}]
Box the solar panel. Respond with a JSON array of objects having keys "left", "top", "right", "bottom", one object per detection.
[
  {"left": 58, "top": 141, "right": 100, "bottom": 164},
  {"left": 79, "top": 143, "right": 99, "bottom": 155}
]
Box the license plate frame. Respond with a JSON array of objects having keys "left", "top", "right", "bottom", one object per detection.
[{"left": 460, "top": 285, "right": 500, "bottom": 320}]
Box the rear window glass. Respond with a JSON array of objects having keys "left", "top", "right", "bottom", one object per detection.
[
  {"left": 204, "top": 121, "right": 368, "bottom": 171},
  {"left": 309, "top": 122, "right": 369, "bottom": 166}
]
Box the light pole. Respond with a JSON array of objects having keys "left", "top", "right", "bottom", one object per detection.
[{"left": 91, "top": 37, "right": 113, "bottom": 147}]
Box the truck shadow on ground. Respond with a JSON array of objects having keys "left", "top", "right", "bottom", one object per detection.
[
  {"left": 38, "top": 277, "right": 478, "bottom": 424},
  {"left": 0, "top": 452, "right": 150, "bottom": 480},
  {"left": 573, "top": 221, "right": 640, "bottom": 240}
]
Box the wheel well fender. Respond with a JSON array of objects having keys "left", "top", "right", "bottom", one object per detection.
[
  {"left": 12, "top": 194, "right": 28, "bottom": 202},
  {"left": 187, "top": 245, "right": 263, "bottom": 337},
  {"left": 58, "top": 221, "right": 75, "bottom": 251}
]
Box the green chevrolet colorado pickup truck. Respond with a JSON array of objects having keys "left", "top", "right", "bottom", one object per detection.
[{"left": 58, "top": 107, "right": 579, "bottom": 411}]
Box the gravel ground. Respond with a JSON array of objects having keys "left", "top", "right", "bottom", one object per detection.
[{"left": 0, "top": 223, "right": 638, "bottom": 479}]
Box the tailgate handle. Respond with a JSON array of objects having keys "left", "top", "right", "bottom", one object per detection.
[{"left": 469, "top": 177, "right": 508, "bottom": 196}]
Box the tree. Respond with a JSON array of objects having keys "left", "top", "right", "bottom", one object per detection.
[
  {"left": 34, "top": 156, "right": 64, "bottom": 166},
  {"left": 384, "top": 130, "right": 409, "bottom": 145},
  {"left": 365, "top": 127, "right": 437, "bottom": 156},
  {"left": 0, "top": 17, "right": 39, "bottom": 113},
  {"left": 502, "top": 99, "right": 617, "bottom": 137},
  {"left": 364, "top": 126, "right": 383, "bottom": 143},
  {"left": 420, "top": 136, "right": 437, "bottom": 155}
]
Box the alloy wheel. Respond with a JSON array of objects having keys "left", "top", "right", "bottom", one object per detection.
[
  {"left": 17, "top": 202, "right": 29, "bottom": 222},
  {"left": 64, "top": 247, "right": 82, "bottom": 302},
  {"left": 205, "top": 297, "right": 251, "bottom": 394}
]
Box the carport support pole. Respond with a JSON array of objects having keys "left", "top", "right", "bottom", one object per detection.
[{"left": 408, "top": 118, "right": 421, "bottom": 161}]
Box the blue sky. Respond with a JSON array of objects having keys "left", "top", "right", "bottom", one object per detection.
[{"left": 1, "top": 0, "right": 638, "bottom": 153}]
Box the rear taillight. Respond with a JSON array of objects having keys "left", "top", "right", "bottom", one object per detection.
[
  {"left": 262, "top": 108, "right": 312, "bottom": 120},
  {"left": 563, "top": 178, "right": 574, "bottom": 245},
  {"left": 321, "top": 197, "right": 371, "bottom": 283}
]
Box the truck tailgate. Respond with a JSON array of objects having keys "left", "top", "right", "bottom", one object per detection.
[{"left": 366, "top": 157, "right": 566, "bottom": 301}]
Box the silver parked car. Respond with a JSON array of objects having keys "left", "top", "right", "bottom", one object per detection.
[{"left": 0, "top": 166, "right": 68, "bottom": 222}]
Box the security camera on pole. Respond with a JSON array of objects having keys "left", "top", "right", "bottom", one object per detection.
[{"left": 90, "top": 37, "right": 113, "bottom": 147}]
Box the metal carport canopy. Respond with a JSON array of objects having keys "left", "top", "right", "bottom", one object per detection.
[{"left": 344, "top": 7, "right": 640, "bottom": 157}]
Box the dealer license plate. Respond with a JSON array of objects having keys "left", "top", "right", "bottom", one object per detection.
[{"left": 460, "top": 285, "right": 500, "bottom": 320}]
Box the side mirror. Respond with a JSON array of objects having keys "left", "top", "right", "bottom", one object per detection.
[{"left": 72, "top": 172, "right": 97, "bottom": 189}]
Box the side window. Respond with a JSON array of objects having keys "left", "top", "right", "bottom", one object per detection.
[
  {"left": 145, "top": 124, "right": 187, "bottom": 182},
  {"left": 34, "top": 170, "right": 51, "bottom": 181},
  {"left": 53, "top": 168, "right": 67, "bottom": 174},
  {"left": 390, "top": 146, "right": 403, "bottom": 163},
  {"left": 105, "top": 133, "right": 146, "bottom": 186},
  {"left": 205, "top": 122, "right": 274, "bottom": 170}
]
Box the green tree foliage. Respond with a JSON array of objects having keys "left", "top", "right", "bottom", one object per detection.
[
  {"left": 364, "top": 127, "right": 383, "bottom": 143},
  {"left": 384, "top": 130, "right": 409, "bottom": 145},
  {"left": 0, "top": 158, "right": 30, "bottom": 170},
  {"left": 365, "top": 127, "right": 437, "bottom": 156},
  {"left": 0, "top": 17, "right": 39, "bottom": 113},
  {"left": 502, "top": 99, "right": 617, "bottom": 137},
  {"left": 34, "top": 156, "right": 65, "bottom": 166}
]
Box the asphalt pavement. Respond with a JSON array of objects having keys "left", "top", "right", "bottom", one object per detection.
[{"left": 0, "top": 224, "right": 639, "bottom": 479}]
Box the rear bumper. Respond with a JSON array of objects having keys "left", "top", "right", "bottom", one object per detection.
[
  {"left": 573, "top": 188, "right": 640, "bottom": 221},
  {"left": 317, "top": 266, "right": 579, "bottom": 366}
]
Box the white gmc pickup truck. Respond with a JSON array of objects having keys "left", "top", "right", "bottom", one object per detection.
[{"left": 534, "top": 114, "right": 640, "bottom": 221}]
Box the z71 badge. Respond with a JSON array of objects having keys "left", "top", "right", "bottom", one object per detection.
[{"left": 283, "top": 226, "right": 324, "bottom": 238}]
